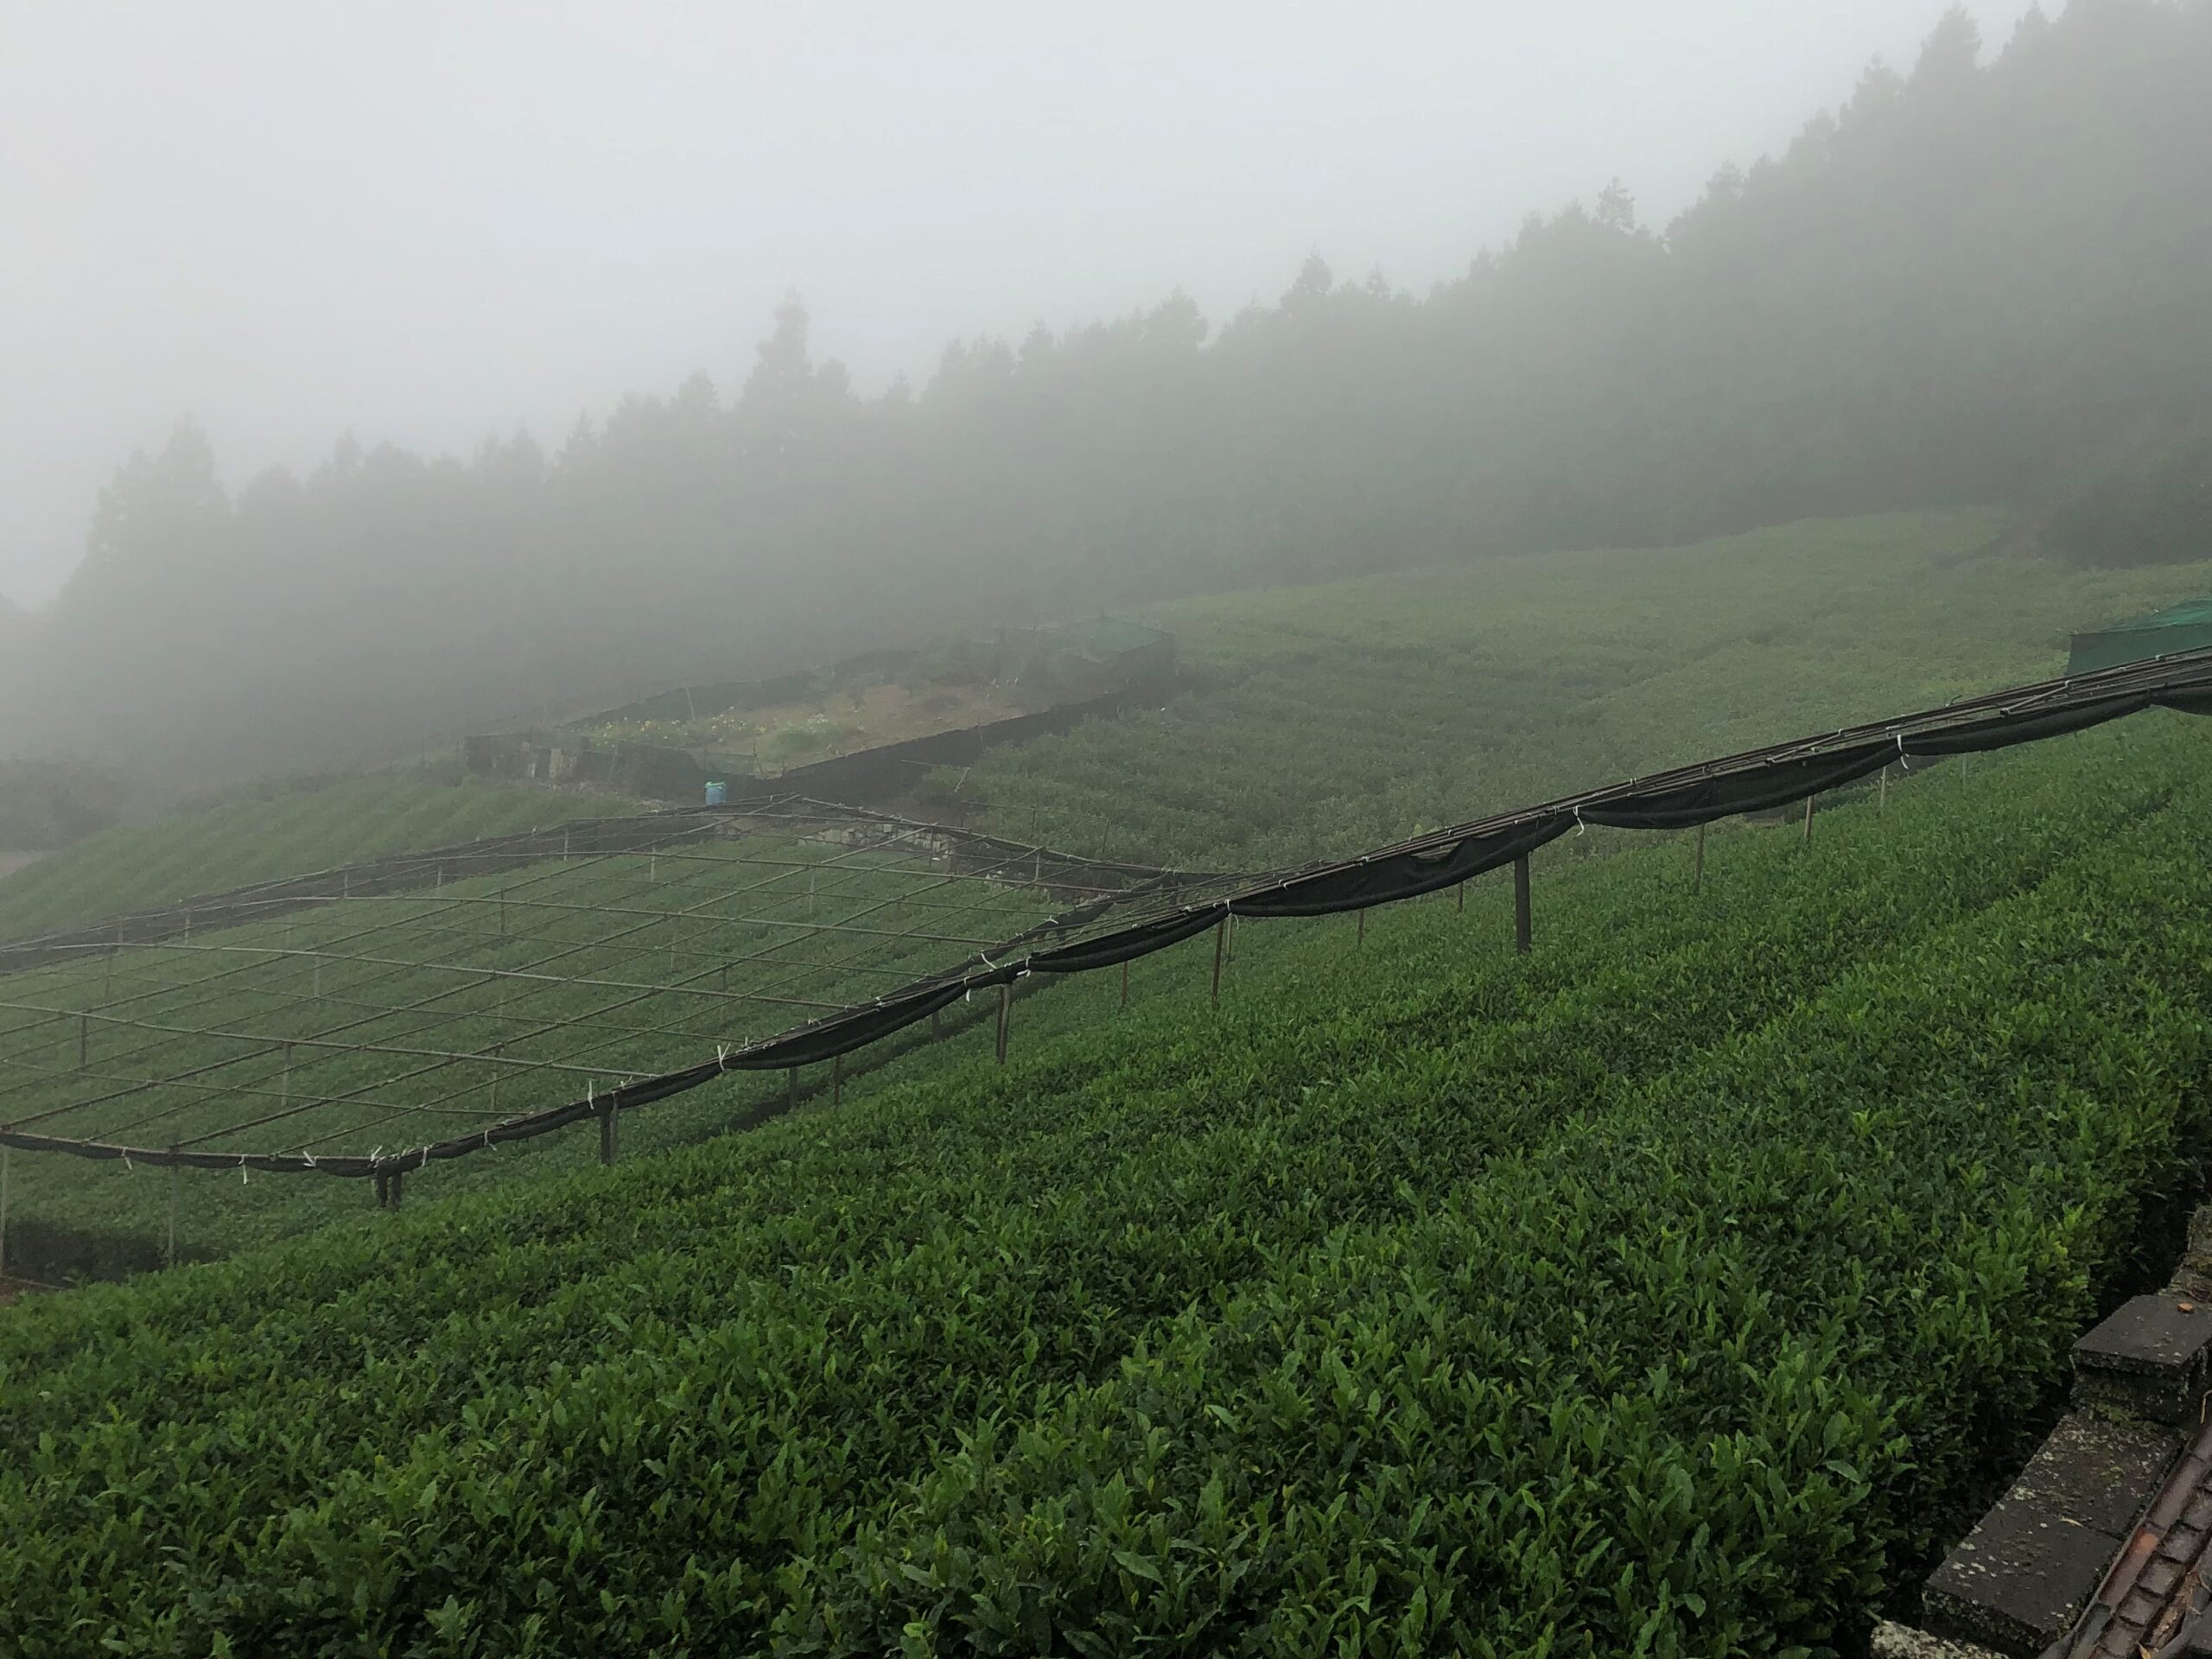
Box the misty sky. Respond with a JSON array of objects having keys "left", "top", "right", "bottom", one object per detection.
[{"left": 1, "top": 0, "right": 2034, "bottom": 609}]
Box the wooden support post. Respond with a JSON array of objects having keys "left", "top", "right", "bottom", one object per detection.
[
  {"left": 1457, "top": 880, "right": 1465, "bottom": 914},
  {"left": 832, "top": 1054, "right": 842, "bottom": 1106},
  {"left": 103, "top": 940, "right": 115, "bottom": 1002},
  {"left": 165, "top": 1162, "right": 179, "bottom": 1267},
  {"left": 995, "top": 983, "right": 1011, "bottom": 1065},
  {"left": 599, "top": 1099, "right": 618, "bottom": 1166},
  {"left": 386, "top": 1168, "right": 404, "bottom": 1211},
  {"left": 1878, "top": 766, "right": 1890, "bottom": 814},
  {"left": 931, "top": 1007, "right": 942, "bottom": 1038},
  {"left": 1802, "top": 792, "right": 1817, "bottom": 842},
  {"left": 1120, "top": 959, "right": 1129, "bottom": 1010},
  {"left": 1513, "top": 855, "right": 1532, "bottom": 955},
  {"left": 1, "top": 1142, "right": 11, "bottom": 1279},
  {"left": 1211, "top": 917, "right": 1227, "bottom": 1007},
  {"left": 787, "top": 1067, "right": 798, "bottom": 1110},
  {"left": 373, "top": 1172, "right": 387, "bottom": 1210},
  {"left": 1694, "top": 821, "right": 1707, "bottom": 894},
  {"left": 280, "top": 1044, "right": 291, "bottom": 1108}
]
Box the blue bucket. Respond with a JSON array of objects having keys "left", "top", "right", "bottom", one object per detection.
[{"left": 704, "top": 780, "right": 727, "bottom": 806}]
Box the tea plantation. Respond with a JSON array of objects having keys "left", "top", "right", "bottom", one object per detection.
[
  {"left": 4, "top": 709, "right": 2209, "bottom": 1653},
  {"left": 0, "top": 774, "right": 632, "bottom": 943}
]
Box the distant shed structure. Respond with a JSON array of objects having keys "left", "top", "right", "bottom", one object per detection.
[{"left": 2069, "top": 598, "right": 2212, "bottom": 676}]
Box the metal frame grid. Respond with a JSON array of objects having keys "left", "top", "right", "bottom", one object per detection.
[{"left": 0, "top": 800, "right": 1213, "bottom": 1179}]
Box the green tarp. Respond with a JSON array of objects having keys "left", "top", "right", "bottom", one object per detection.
[{"left": 2069, "top": 598, "right": 2212, "bottom": 675}]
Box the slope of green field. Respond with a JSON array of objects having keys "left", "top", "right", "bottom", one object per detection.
[
  {"left": 0, "top": 825, "right": 1062, "bottom": 1268},
  {"left": 0, "top": 775, "right": 635, "bottom": 942},
  {"left": 968, "top": 509, "right": 2212, "bottom": 863},
  {"left": 4, "top": 714, "right": 2211, "bottom": 1654},
  {"left": 10, "top": 509, "right": 2212, "bottom": 1275}
]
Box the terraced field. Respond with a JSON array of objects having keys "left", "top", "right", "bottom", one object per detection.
[
  {"left": 5, "top": 714, "right": 2212, "bottom": 1651},
  {"left": 0, "top": 774, "right": 631, "bottom": 942},
  {"left": 965, "top": 510, "right": 2212, "bottom": 863}
]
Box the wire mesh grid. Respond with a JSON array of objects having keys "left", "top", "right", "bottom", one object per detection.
[{"left": 0, "top": 802, "right": 1189, "bottom": 1171}]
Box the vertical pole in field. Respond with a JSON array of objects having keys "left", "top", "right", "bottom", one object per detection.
[
  {"left": 387, "top": 1168, "right": 404, "bottom": 1211},
  {"left": 1802, "top": 793, "right": 1817, "bottom": 842},
  {"left": 280, "top": 1045, "right": 291, "bottom": 1109},
  {"left": 786, "top": 1067, "right": 798, "bottom": 1111},
  {"left": 995, "top": 983, "right": 1011, "bottom": 1065},
  {"left": 1457, "top": 880, "right": 1465, "bottom": 914},
  {"left": 0, "top": 1142, "right": 11, "bottom": 1278},
  {"left": 1879, "top": 766, "right": 1891, "bottom": 814},
  {"left": 832, "top": 1054, "right": 842, "bottom": 1106},
  {"left": 165, "top": 1161, "right": 179, "bottom": 1267},
  {"left": 1357, "top": 909, "right": 1365, "bottom": 949},
  {"left": 599, "top": 1097, "right": 618, "bottom": 1166},
  {"left": 1120, "top": 959, "right": 1129, "bottom": 1010},
  {"left": 931, "top": 1007, "right": 942, "bottom": 1039},
  {"left": 103, "top": 941, "right": 116, "bottom": 1002},
  {"left": 1693, "top": 822, "right": 1707, "bottom": 894},
  {"left": 1513, "top": 855, "right": 1532, "bottom": 956},
  {"left": 1211, "top": 917, "right": 1227, "bottom": 1007},
  {"left": 78, "top": 1011, "right": 87, "bottom": 1071}
]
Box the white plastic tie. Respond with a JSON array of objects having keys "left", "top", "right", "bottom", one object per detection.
[{"left": 1573, "top": 805, "right": 1587, "bottom": 836}]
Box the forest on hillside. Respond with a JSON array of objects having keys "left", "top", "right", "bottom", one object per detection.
[{"left": 7, "top": 1, "right": 2209, "bottom": 791}]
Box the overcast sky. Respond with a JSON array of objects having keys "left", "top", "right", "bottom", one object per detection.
[{"left": 0, "top": 0, "right": 2033, "bottom": 608}]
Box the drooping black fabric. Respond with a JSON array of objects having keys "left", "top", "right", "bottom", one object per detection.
[
  {"left": 1028, "top": 903, "right": 1229, "bottom": 972},
  {"left": 2156, "top": 686, "right": 2212, "bottom": 717},
  {"left": 1580, "top": 743, "right": 1896, "bottom": 831},
  {"left": 1230, "top": 814, "right": 1573, "bottom": 918},
  {"left": 1901, "top": 695, "right": 2147, "bottom": 757},
  {"left": 0, "top": 1128, "right": 377, "bottom": 1176},
  {"left": 721, "top": 980, "right": 974, "bottom": 1071}
]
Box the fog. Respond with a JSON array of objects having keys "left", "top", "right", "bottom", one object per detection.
[{"left": 2, "top": 0, "right": 2030, "bottom": 608}]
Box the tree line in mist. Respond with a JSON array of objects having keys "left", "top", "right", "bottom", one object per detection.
[{"left": 7, "top": 1, "right": 2209, "bottom": 794}]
